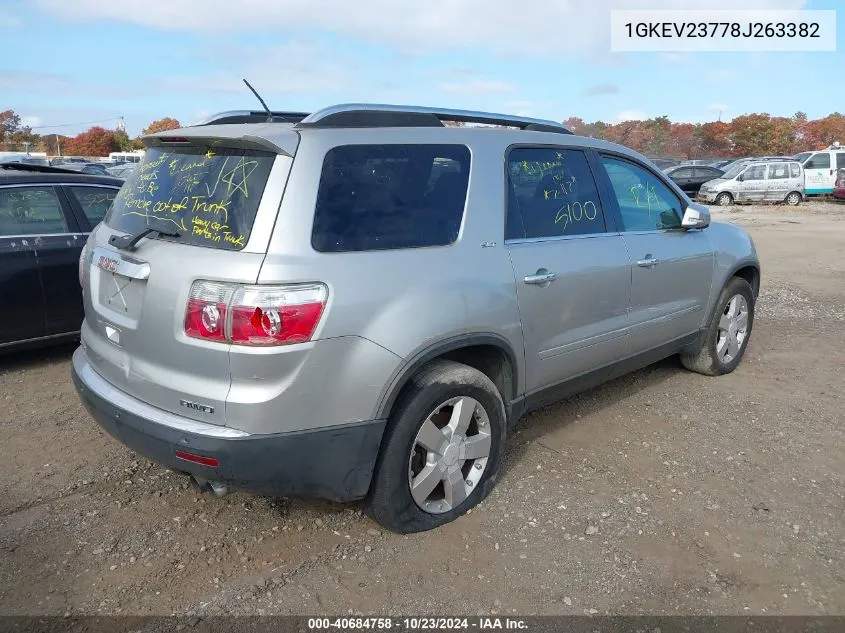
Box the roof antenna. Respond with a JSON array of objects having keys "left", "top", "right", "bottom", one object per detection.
[{"left": 242, "top": 78, "right": 273, "bottom": 122}]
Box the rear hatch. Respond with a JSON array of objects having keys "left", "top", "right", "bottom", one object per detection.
[{"left": 80, "top": 130, "right": 296, "bottom": 425}]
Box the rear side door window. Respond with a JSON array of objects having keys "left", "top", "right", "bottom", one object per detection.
[
  {"left": 599, "top": 156, "right": 682, "bottom": 231},
  {"left": 506, "top": 147, "right": 607, "bottom": 239},
  {"left": 836, "top": 153, "right": 845, "bottom": 169},
  {"left": 312, "top": 144, "right": 470, "bottom": 252},
  {"left": 768, "top": 163, "right": 790, "bottom": 179},
  {"left": 790, "top": 163, "right": 801, "bottom": 178}
]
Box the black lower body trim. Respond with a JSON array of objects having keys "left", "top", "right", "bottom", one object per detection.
[{"left": 72, "top": 364, "right": 386, "bottom": 503}]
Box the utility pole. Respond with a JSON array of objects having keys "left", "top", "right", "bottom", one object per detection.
[{"left": 55, "top": 133, "right": 61, "bottom": 156}]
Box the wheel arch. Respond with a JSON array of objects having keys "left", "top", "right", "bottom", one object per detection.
[
  {"left": 374, "top": 334, "right": 520, "bottom": 421},
  {"left": 730, "top": 261, "right": 761, "bottom": 298},
  {"left": 785, "top": 190, "right": 803, "bottom": 204}
]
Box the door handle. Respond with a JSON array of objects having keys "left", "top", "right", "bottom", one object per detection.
[
  {"left": 637, "top": 256, "right": 660, "bottom": 268},
  {"left": 524, "top": 271, "right": 557, "bottom": 285}
]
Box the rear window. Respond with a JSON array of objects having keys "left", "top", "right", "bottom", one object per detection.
[
  {"left": 312, "top": 144, "right": 470, "bottom": 252},
  {"left": 105, "top": 146, "right": 275, "bottom": 250}
]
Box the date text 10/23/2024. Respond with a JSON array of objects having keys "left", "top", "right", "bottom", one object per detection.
[{"left": 306, "top": 617, "right": 528, "bottom": 630}]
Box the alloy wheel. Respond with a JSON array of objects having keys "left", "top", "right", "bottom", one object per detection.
[
  {"left": 716, "top": 294, "right": 749, "bottom": 364},
  {"left": 408, "top": 396, "right": 492, "bottom": 514}
]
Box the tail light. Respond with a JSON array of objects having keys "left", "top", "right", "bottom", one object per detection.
[
  {"left": 184, "top": 280, "right": 327, "bottom": 346},
  {"left": 78, "top": 241, "right": 89, "bottom": 287}
]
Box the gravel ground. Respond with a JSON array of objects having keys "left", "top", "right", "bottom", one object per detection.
[{"left": 1, "top": 200, "right": 843, "bottom": 617}]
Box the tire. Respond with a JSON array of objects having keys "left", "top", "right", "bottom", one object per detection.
[
  {"left": 785, "top": 191, "right": 802, "bottom": 206},
  {"left": 715, "top": 192, "right": 734, "bottom": 207},
  {"left": 367, "top": 360, "right": 507, "bottom": 533},
  {"left": 681, "top": 276, "right": 755, "bottom": 376}
]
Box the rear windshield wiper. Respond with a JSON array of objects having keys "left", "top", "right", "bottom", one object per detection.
[{"left": 108, "top": 227, "right": 181, "bottom": 251}]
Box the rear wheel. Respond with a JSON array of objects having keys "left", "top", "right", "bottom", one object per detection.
[
  {"left": 367, "top": 360, "right": 506, "bottom": 533},
  {"left": 715, "top": 192, "right": 734, "bottom": 207},
  {"left": 785, "top": 191, "right": 802, "bottom": 206},
  {"left": 681, "top": 276, "right": 754, "bottom": 376}
]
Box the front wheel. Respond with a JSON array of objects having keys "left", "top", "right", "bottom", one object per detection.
[
  {"left": 785, "top": 191, "right": 802, "bottom": 206},
  {"left": 367, "top": 360, "right": 506, "bottom": 533},
  {"left": 715, "top": 192, "right": 734, "bottom": 207},
  {"left": 681, "top": 276, "right": 755, "bottom": 376}
]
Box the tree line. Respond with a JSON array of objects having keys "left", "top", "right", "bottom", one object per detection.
[
  {"left": 0, "top": 110, "right": 181, "bottom": 156},
  {"left": 3, "top": 107, "right": 844, "bottom": 159},
  {"left": 562, "top": 112, "right": 845, "bottom": 159}
]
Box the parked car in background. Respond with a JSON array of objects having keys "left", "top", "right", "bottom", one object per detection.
[
  {"left": 833, "top": 168, "right": 845, "bottom": 200},
  {"left": 709, "top": 159, "right": 735, "bottom": 169},
  {"left": 51, "top": 157, "right": 91, "bottom": 166},
  {"left": 0, "top": 163, "right": 122, "bottom": 351},
  {"left": 698, "top": 159, "right": 804, "bottom": 206},
  {"left": 59, "top": 162, "right": 112, "bottom": 177},
  {"left": 0, "top": 155, "right": 51, "bottom": 167},
  {"left": 793, "top": 148, "right": 845, "bottom": 195},
  {"left": 72, "top": 104, "right": 760, "bottom": 533},
  {"left": 106, "top": 164, "right": 137, "bottom": 179},
  {"left": 648, "top": 157, "right": 680, "bottom": 170},
  {"left": 108, "top": 151, "right": 145, "bottom": 164},
  {"left": 664, "top": 164, "right": 725, "bottom": 195}
]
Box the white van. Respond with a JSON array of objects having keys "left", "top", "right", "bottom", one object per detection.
[
  {"left": 108, "top": 151, "right": 145, "bottom": 164},
  {"left": 698, "top": 159, "right": 804, "bottom": 206},
  {"left": 793, "top": 147, "right": 845, "bottom": 195}
]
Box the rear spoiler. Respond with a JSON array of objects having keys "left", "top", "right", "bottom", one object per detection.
[{"left": 142, "top": 128, "right": 299, "bottom": 157}]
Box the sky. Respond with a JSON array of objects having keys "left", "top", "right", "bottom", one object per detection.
[{"left": 0, "top": 0, "right": 842, "bottom": 137}]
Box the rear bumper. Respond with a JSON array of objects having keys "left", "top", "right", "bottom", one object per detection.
[{"left": 71, "top": 347, "right": 386, "bottom": 502}]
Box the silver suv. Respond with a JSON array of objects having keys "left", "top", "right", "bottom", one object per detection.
[{"left": 72, "top": 104, "right": 760, "bottom": 533}]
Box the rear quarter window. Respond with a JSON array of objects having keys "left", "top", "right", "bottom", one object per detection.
[
  {"left": 312, "top": 144, "right": 470, "bottom": 253},
  {"left": 67, "top": 186, "right": 118, "bottom": 226},
  {"left": 106, "top": 146, "right": 275, "bottom": 250}
]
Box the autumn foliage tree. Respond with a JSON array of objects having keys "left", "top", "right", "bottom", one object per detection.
[
  {"left": 0, "top": 109, "right": 38, "bottom": 151},
  {"left": 804, "top": 114, "right": 845, "bottom": 148},
  {"left": 63, "top": 127, "right": 121, "bottom": 157},
  {"left": 142, "top": 117, "right": 181, "bottom": 135}
]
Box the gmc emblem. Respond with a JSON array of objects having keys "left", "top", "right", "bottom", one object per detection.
[
  {"left": 97, "top": 255, "right": 120, "bottom": 273},
  {"left": 180, "top": 400, "right": 214, "bottom": 414}
]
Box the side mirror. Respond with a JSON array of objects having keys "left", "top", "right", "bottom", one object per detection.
[
  {"left": 736, "top": 174, "right": 744, "bottom": 182},
  {"left": 682, "top": 205, "right": 710, "bottom": 229}
]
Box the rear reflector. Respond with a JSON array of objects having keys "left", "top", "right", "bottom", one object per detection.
[
  {"left": 175, "top": 450, "right": 219, "bottom": 468},
  {"left": 184, "top": 280, "right": 327, "bottom": 346}
]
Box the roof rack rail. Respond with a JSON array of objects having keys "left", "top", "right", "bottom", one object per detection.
[
  {"left": 295, "top": 104, "right": 572, "bottom": 134},
  {"left": 193, "top": 110, "right": 311, "bottom": 126}
]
